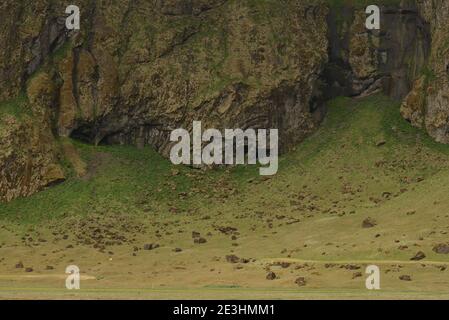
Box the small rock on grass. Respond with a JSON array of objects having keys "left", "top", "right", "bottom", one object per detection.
[
  {"left": 266, "top": 271, "right": 276, "bottom": 280},
  {"left": 143, "top": 243, "right": 160, "bottom": 250},
  {"left": 226, "top": 255, "right": 240, "bottom": 263},
  {"left": 295, "top": 277, "right": 307, "bottom": 286},
  {"left": 410, "top": 251, "right": 426, "bottom": 261},
  {"left": 433, "top": 243, "right": 449, "bottom": 254},
  {"left": 192, "top": 231, "right": 201, "bottom": 238},
  {"left": 362, "top": 217, "right": 377, "bottom": 228},
  {"left": 399, "top": 275, "right": 412, "bottom": 281},
  {"left": 194, "top": 237, "right": 207, "bottom": 244}
]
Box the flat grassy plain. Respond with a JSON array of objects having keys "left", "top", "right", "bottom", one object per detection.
[{"left": 1, "top": 95, "right": 449, "bottom": 299}]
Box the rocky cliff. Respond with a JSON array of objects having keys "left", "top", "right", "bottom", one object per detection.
[
  {"left": 401, "top": 0, "right": 449, "bottom": 144},
  {"left": 1, "top": 0, "right": 449, "bottom": 202},
  {"left": 325, "top": 1, "right": 429, "bottom": 100},
  {"left": 0, "top": 0, "right": 329, "bottom": 202}
]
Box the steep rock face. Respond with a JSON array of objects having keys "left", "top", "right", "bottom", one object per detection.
[
  {"left": 324, "top": 2, "right": 429, "bottom": 100},
  {"left": 4, "top": 0, "right": 449, "bottom": 203},
  {"left": 401, "top": 1, "right": 449, "bottom": 143},
  {"left": 0, "top": 71, "right": 64, "bottom": 202},
  {"left": 0, "top": 0, "right": 329, "bottom": 202},
  {"left": 0, "top": 1, "right": 70, "bottom": 101},
  {"left": 0, "top": 1, "right": 70, "bottom": 202},
  {"left": 0, "top": 114, "right": 64, "bottom": 202},
  {"left": 61, "top": 0, "right": 329, "bottom": 155}
]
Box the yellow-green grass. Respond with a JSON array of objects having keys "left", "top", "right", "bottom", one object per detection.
[{"left": 1, "top": 95, "right": 449, "bottom": 299}]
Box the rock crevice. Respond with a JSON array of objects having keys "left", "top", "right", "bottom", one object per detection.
[{"left": 323, "top": 2, "right": 430, "bottom": 101}]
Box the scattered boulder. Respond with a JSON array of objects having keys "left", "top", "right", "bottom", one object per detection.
[
  {"left": 266, "top": 271, "right": 276, "bottom": 280},
  {"left": 341, "top": 264, "right": 361, "bottom": 270},
  {"left": 194, "top": 237, "right": 207, "bottom": 244},
  {"left": 295, "top": 277, "right": 307, "bottom": 286},
  {"left": 433, "top": 243, "right": 449, "bottom": 254},
  {"left": 217, "top": 226, "right": 238, "bottom": 235},
  {"left": 15, "top": 262, "right": 23, "bottom": 269},
  {"left": 362, "top": 217, "right": 377, "bottom": 228},
  {"left": 399, "top": 275, "right": 412, "bottom": 281},
  {"left": 192, "top": 231, "right": 201, "bottom": 238},
  {"left": 382, "top": 192, "right": 391, "bottom": 199},
  {"left": 143, "top": 243, "right": 160, "bottom": 250},
  {"left": 25, "top": 267, "right": 33, "bottom": 273},
  {"left": 226, "top": 255, "right": 240, "bottom": 263},
  {"left": 410, "top": 251, "right": 426, "bottom": 261},
  {"left": 225, "top": 255, "right": 250, "bottom": 264}
]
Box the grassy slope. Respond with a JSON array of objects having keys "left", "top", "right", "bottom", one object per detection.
[{"left": 1, "top": 95, "right": 449, "bottom": 299}]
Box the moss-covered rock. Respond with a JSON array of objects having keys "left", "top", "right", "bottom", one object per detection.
[
  {"left": 0, "top": 112, "right": 64, "bottom": 202},
  {"left": 0, "top": 0, "right": 331, "bottom": 201},
  {"left": 412, "top": 0, "right": 449, "bottom": 143}
]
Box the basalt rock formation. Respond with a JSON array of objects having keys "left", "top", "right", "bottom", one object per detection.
[
  {"left": 0, "top": 0, "right": 329, "bottom": 202},
  {"left": 324, "top": 1, "right": 429, "bottom": 100},
  {"left": 0, "top": 0, "right": 448, "bottom": 202},
  {"left": 401, "top": 0, "right": 449, "bottom": 144}
]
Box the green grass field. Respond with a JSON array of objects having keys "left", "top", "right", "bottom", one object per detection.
[{"left": 1, "top": 95, "right": 449, "bottom": 299}]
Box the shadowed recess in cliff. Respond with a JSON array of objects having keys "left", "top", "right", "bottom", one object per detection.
[{"left": 321, "top": 1, "right": 430, "bottom": 101}]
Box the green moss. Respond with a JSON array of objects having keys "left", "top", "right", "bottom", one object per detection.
[
  {"left": 51, "top": 40, "right": 73, "bottom": 63},
  {"left": 421, "top": 66, "right": 437, "bottom": 85},
  {"left": 0, "top": 94, "right": 30, "bottom": 120}
]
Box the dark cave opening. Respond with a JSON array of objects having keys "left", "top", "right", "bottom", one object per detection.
[{"left": 69, "top": 124, "right": 98, "bottom": 144}]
